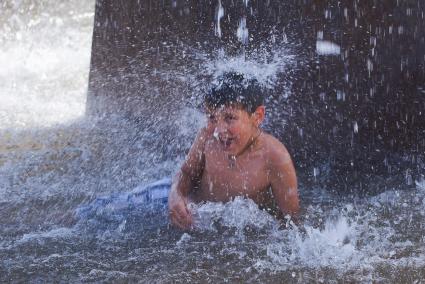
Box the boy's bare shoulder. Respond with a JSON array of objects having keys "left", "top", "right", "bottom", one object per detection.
[
  {"left": 182, "top": 127, "right": 213, "bottom": 172},
  {"left": 261, "top": 132, "right": 292, "bottom": 166},
  {"left": 195, "top": 126, "right": 214, "bottom": 145}
]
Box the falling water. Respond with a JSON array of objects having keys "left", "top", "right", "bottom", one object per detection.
[{"left": 1, "top": 0, "right": 425, "bottom": 282}]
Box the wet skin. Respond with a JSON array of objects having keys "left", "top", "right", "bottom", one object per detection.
[{"left": 168, "top": 105, "right": 299, "bottom": 230}]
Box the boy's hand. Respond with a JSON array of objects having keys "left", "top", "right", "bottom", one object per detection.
[
  {"left": 168, "top": 128, "right": 207, "bottom": 230},
  {"left": 168, "top": 191, "right": 193, "bottom": 230}
]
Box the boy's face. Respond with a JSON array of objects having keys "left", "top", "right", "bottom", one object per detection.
[{"left": 206, "top": 104, "right": 265, "bottom": 155}]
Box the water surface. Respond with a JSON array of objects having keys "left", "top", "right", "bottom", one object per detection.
[{"left": 1, "top": 0, "right": 424, "bottom": 282}]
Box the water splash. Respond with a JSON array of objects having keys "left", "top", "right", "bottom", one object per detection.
[
  {"left": 316, "top": 40, "right": 341, "bottom": 56},
  {"left": 2, "top": 0, "right": 425, "bottom": 282},
  {"left": 237, "top": 17, "right": 249, "bottom": 45},
  {"left": 206, "top": 47, "right": 294, "bottom": 89},
  {"left": 190, "top": 197, "right": 279, "bottom": 233},
  {"left": 0, "top": 1, "right": 93, "bottom": 129},
  {"left": 262, "top": 216, "right": 356, "bottom": 271},
  {"left": 416, "top": 179, "right": 425, "bottom": 190},
  {"left": 177, "top": 194, "right": 425, "bottom": 277},
  {"left": 214, "top": 0, "right": 224, "bottom": 38}
]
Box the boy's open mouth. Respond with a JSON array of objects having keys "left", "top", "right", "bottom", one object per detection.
[{"left": 219, "top": 137, "right": 235, "bottom": 149}]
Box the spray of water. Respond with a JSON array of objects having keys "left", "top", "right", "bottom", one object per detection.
[
  {"left": 0, "top": 0, "right": 93, "bottom": 129},
  {"left": 1, "top": 0, "right": 425, "bottom": 282}
]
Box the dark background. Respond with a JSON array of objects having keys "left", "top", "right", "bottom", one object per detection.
[{"left": 88, "top": 0, "right": 425, "bottom": 194}]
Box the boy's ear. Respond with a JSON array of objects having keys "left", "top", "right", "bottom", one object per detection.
[{"left": 252, "top": 106, "right": 265, "bottom": 126}]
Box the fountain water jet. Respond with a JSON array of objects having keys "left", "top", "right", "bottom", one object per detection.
[{"left": 88, "top": 0, "right": 425, "bottom": 193}]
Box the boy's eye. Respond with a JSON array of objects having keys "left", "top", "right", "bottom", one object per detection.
[{"left": 225, "top": 115, "right": 237, "bottom": 121}]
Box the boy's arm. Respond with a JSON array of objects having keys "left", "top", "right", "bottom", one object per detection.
[
  {"left": 268, "top": 144, "right": 299, "bottom": 219},
  {"left": 168, "top": 128, "right": 209, "bottom": 230}
]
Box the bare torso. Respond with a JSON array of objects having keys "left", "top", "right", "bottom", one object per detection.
[{"left": 189, "top": 133, "right": 275, "bottom": 207}]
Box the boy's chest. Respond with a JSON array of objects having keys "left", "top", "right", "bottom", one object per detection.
[{"left": 198, "top": 150, "right": 270, "bottom": 202}]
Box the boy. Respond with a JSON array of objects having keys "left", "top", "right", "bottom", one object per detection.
[{"left": 169, "top": 73, "right": 299, "bottom": 230}]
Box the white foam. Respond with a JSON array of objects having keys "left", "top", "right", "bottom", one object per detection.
[
  {"left": 291, "top": 217, "right": 356, "bottom": 267},
  {"left": 0, "top": 2, "right": 94, "bottom": 129},
  {"left": 190, "top": 197, "right": 278, "bottom": 232},
  {"left": 182, "top": 194, "right": 425, "bottom": 274}
]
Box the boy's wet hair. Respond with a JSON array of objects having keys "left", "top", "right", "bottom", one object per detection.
[{"left": 204, "top": 72, "right": 265, "bottom": 114}]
